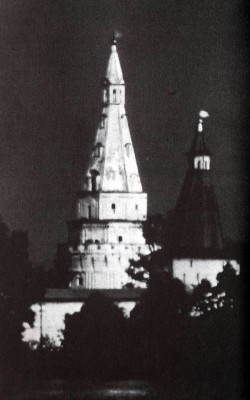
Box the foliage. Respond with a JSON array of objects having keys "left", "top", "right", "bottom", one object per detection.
[
  {"left": 62, "top": 292, "right": 129, "bottom": 379},
  {"left": 183, "top": 263, "right": 243, "bottom": 398},
  {"left": 0, "top": 218, "right": 45, "bottom": 391},
  {"left": 143, "top": 213, "right": 167, "bottom": 249},
  {"left": 129, "top": 273, "right": 189, "bottom": 380}
]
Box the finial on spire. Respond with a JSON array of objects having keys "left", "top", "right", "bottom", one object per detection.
[
  {"left": 198, "top": 110, "right": 209, "bottom": 133},
  {"left": 112, "top": 30, "right": 117, "bottom": 45},
  {"left": 111, "top": 30, "right": 122, "bottom": 45}
]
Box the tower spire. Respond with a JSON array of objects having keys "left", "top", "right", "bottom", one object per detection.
[
  {"left": 66, "top": 39, "right": 149, "bottom": 290},
  {"left": 105, "top": 36, "right": 124, "bottom": 85},
  {"left": 190, "top": 110, "right": 211, "bottom": 171},
  {"left": 82, "top": 38, "right": 142, "bottom": 194},
  {"left": 172, "top": 111, "right": 224, "bottom": 250}
]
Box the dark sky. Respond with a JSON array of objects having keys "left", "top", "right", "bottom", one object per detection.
[{"left": 0, "top": 0, "right": 249, "bottom": 265}]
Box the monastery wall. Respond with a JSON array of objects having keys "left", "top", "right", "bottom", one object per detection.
[
  {"left": 23, "top": 300, "right": 137, "bottom": 348},
  {"left": 172, "top": 258, "right": 240, "bottom": 291}
]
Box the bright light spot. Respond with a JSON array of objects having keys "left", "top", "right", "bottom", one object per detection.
[{"left": 199, "top": 110, "right": 209, "bottom": 118}]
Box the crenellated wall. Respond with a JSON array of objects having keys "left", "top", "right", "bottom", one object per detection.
[{"left": 68, "top": 241, "right": 150, "bottom": 289}]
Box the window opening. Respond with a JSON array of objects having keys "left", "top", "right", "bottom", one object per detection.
[
  {"left": 91, "top": 170, "right": 100, "bottom": 192},
  {"left": 88, "top": 205, "right": 91, "bottom": 219},
  {"left": 100, "top": 114, "right": 106, "bottom": 129},
  {"left": 118, "top": 236, "right": 123, "bottom": 243},
  {"left": 113, "top": 89, "right": 117, "bottom": 102},
  {"left": 91, "top": 175, "right": 96, "bottom": 191},
  {"left": 111, "top": 203, "right": 116, "bottom": 213},
  {"left": 125, "top": 143, "right": 132, "bottom": 157},
  {"left": 94, "top": 143, "right": 104, "bottom": 157},
  {"left": 79, "top": 277, "right": 83, "bottom": 286}
]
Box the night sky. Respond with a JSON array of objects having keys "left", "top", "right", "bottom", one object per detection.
[{"left": 0, "top": 0, "right": 249, "bottom": 266}]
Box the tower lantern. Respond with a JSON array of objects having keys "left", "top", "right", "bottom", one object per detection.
[{"left": 193, "top": 110, "right": 211, "bottom": 171}]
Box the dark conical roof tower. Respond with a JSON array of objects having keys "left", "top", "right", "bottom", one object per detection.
[{"left": 173, "top": 111, "right": 224, "bottom": 253}]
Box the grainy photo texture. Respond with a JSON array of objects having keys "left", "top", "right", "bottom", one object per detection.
[{"left": 0, "top": 1, "right": 248, "bottom": 399}]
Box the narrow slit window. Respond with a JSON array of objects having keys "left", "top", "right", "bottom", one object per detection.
[
  {"left": 79, "top": 277, "right": 83, "bottom": 286},
  {"left": 111, "top": 203, "right": 116, "bottom": 213},
  {"left": 94, "top": 143, "right": 104, "bottom": 157},
  {"left": 125, "top": 143, "right": 132, "bottom": 157}
]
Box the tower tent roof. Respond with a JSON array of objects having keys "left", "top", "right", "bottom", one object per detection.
[
  {"left": 83, "top": 40, "right": 142, "bottom": 193},
  {"left": 173, "top": 171, "right": 224, "bottom": 250},
  {"left": 189, "top": 130, "right": 211, "bottom": 157},
  {"left": 106, "top": 42, "right": 124, "bottom": 84},
  {"left": 172, "top": 117, "right": 224, "bottom": 252}
]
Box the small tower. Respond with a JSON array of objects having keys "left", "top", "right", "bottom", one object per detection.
[
  {"left": 63, "top": 38, "right": 151, "bottom": 289},
  {"left": 173, "top": 111, "right": 224, "bottom": 251},
  {"left": 168, "top": 111, "right": 240, "bottom": 291}
]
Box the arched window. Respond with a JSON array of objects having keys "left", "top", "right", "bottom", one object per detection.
[
  {"left": 111, "top": 203, "right": 116, "bottom": 213},
  {"left": 85, "top": 176, "right": 92, "bottom": 191},
  {"left": 100, "top": 114, "right": 106, "bottom": 129},
  {"left": 79, "top": 277, "right": 83, "bottom": 286},
  {"left": 94, "top": 143, "right": 104, "bottom": 157},
  {"left": 91, "top": 169, "right": 100, "bottom": 191},
  {"left": 118, "top": 236, "right": 123, "bottom": 243},
  {"left": 113, "top": 89, "right": 117, "bottom": 102}
]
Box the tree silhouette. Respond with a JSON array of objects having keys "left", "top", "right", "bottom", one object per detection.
[
  {"left": 63, "top": 292, "right": 128, "bottom": 379},
  {"left": 129, "top": 273, "right": 189, "bottom": 381},
  {"left": 143, "top": 213, "right": 167, "bottom": 250},
  {"left": 184, "top": 263, "right": 243, "bottom": 399},
  {"left": 0, "top": 218, "right": 44, "bottom": 392}
]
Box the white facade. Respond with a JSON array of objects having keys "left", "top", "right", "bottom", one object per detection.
[
  {"left": 23, "top": 300, "right": 137, "bottom": 348},
  {"left": 77, "top": 193, "right": 147, "bottom": 221},
  {"left": 172, "top": 258, "right": 240, "bottom": 291},
  {"left": 67, "top": 39, "right": 152, "bottom": 289},
  {"left": 69, "top": 241, "right": 149, "bottom": 289}
]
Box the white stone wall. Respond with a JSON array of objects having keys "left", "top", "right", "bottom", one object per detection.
[
  {"left": 69, "top": 242, "right": 150, "bottom": 289},
  {"left": 77, "top": 196, "right": 99, "bottom": 219},
  {"left": 77, "top": 222, "right": 146, "bottom": 245},
  {"left": 172, "top": 258, "right": 240, "bottom": 291},
  {"left": 22, "top": 300, "right": 137, "bottom": 347},
  {"left": 77, "top": 193, "right": 147, "bottom": 222},
  {"left": 99, "top": 193, "right": 147, "bottom": 221},
  {"left": 22, "top": 302, "right": 83, "bottom": 347}
]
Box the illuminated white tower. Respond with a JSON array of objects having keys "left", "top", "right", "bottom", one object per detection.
[{"left": 66, "top": 38, "right": 151, "bottom": 289}]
